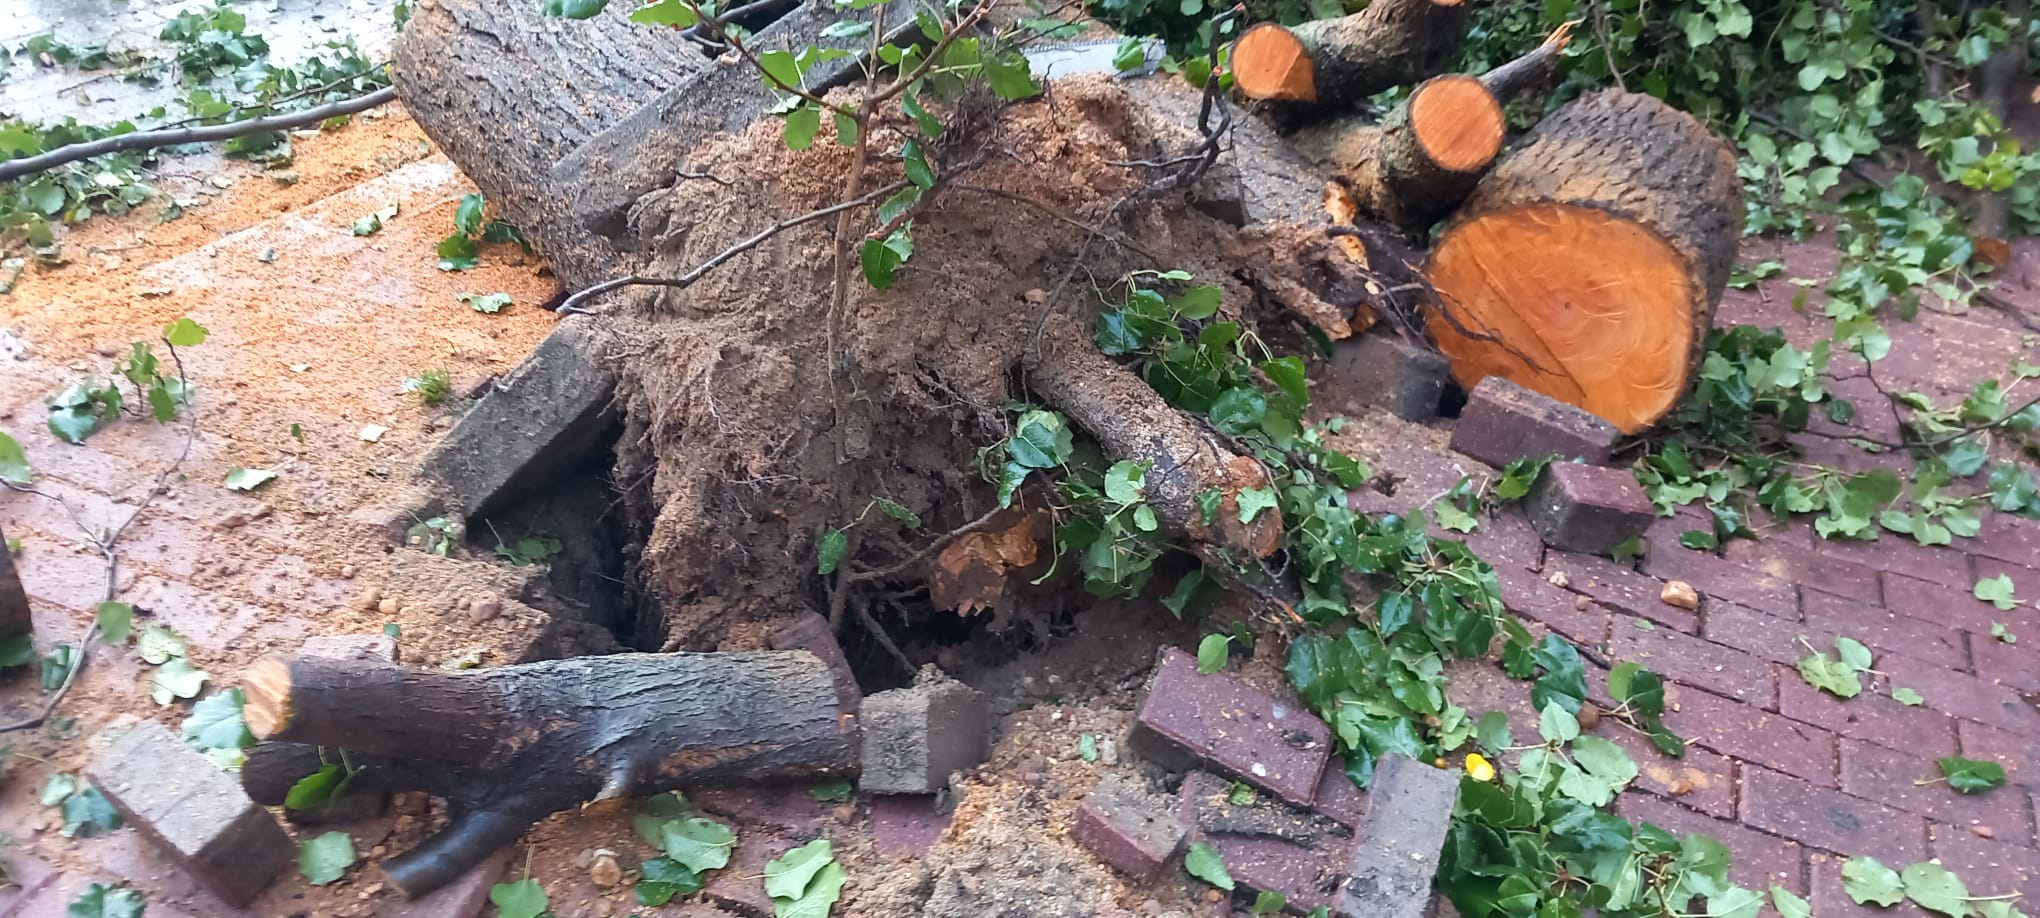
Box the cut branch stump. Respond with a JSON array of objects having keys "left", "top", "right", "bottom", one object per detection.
[{"left": 1231, "top": 0, "right": 1468, "bottom": 116}]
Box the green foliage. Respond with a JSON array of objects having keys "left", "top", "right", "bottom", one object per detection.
[
  {"left": 224, "top": 467, "right": 277, "bottom": 491},
  {"left": 436, "top": 193, "right": 529, "bottom": 272},
  {"left": 404, "top": 369, "right": 455, "bottom": 406},
  {"left": 66, "top": 883, "right": 144, "bottom": 918},
  {"left": 1183, "top": 841, "right": 1234, "bottom": 890},
  {"left": 494, "top": 531, "right": 562, "bottom": 567},
  {"left": 43, "top": 319, "right": 205, "bottom": 444},
  {"left": 809, "top": 779, "right": 853, "bottom": 802},
  {"left": 1196, "top": 633, "right": 1231, "bottom": 673},
  {"left": 95, "top": 602, "right": 133, "bottom": 645},
  {"left": 352, "top": 204, "right": 398, "bottom": 236},
  {"left": 158, "top": 2, "right": 270, "bottom": 79},
  {"left": 1974, "top": 574, "right": 2022, "bottom": 610},
  {"left": 0, "top": 430, "right": 30, "bottom": 483},
  {"left": 764, "top": 838, "right": 846, "bottom": 917},
  {"left": 1936, "top": 756, "right": 2007, "bottom": 794},
  {"left": 136, "top": 623, "right": 207, "bottom": 705},
  {"left": 459, "top": 291, "right": 513, "bottom": 313},
  {"left": 1796, "top": 635, "right": 1872, "bottom": 699},
  {"left": 407, "top": 516, "right": 462, "bottom": 556},
  {"left": 297, "top": 830, "right": 356, "bottom": 885},
  {"left": 637, "top": 856, "right": 705, "bottom": 906},
  {"left": 489, "top": 878, "right": 549, "bottom": 918},
  {"left": 181, "top": 688, "right": 254, "bottom": 768},
  {"left": 43, "top": 777, "right": 121, "bottom": 838},
  {"left": 1078, "top": 733, "right": 1099, "bottom": 762}
]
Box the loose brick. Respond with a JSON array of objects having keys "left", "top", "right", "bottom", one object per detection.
[
  {"left": 1319, "top": 332, "right": 1451, "bottom": 422},
  {"left": 1882, "top": 571, "right": 2000, "bottom": 635},
  {"left": 1799, "top": 589, "right": 1970, "bottom": 673},
  {"left": 1526, "top": 463, "right": 1654, "bottom": 556},
  {"left": 1608, "top": 622, "right": 1778, "bottom": 708},
  {"left": 1724, "top": 536, "right": 1882, "bottom": 604},
  {"left": 1072, "top": 774, "right": 1186, "bottom": 881},
  {"left": 1969, "top": 628, "right": 2040, "bottom": 693},
  {"left": 1449, "top": 377, "right": 1619, "bottom": 468},
  {"left": 1663, "top": 684, "right": 1837, "bottom": 783},
  {"left": 1493, "top": 566, "right": 1611, "bottom": 647},
  {"left": 1928, "top": 823, "right": 2040, "bottom": 902},
  {"left": 1642, "top": 545, "right": 1800, "bottom": 620},
  {"left": 1957, "top": 719, "right": 2040, "bottom": 791},
  {"left": 1542, "top": 551, "right": 1696, "bottom": 633},
  {"left": 1313, "top": 760, "right": 1370, "bottom": 830},
  {"left": 1839, "top": 739, "right": 2007, "bottom": 830},
  {"left": 83, "top": 720, "right": 292, "bottom": 907},
  {"left": 1333, "top": 755, "right": 1460, "bottom": 918},
  {"left": 1741, "top": 766, "right": 1927, "bottom": 865},
  {"left": 1601, "top": 723, "right": 1736, "bottom": 819},
  {"left": 1131, "top": 648, "right": 1332, "bottom": 806},
  {"left": 1179, "top": 772, "right": 1345, "bottom": 914},
  {"left": 1778, "top": 667, "right": 1960, "bottom": 759},
  {"left": 859, "top": 673, "right": 988, "bottom": 795},
  {"left": 1808, "top": 854, "right": 1936, "bottom": 918},
  {"left": 1616, "top": 794, "right": 1807, "bottom": 895},
  {"left": 1876, "top": 653, "right": 2040, "bottom": 740}
]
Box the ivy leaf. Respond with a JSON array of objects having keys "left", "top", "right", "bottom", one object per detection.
[
  {"left": 66, "top": 883, "right": 144, "bottom": 918},
  {"left": 1252, "top": 890, "right": 1287, "bottom": 915},
  {"left": 138, "top": 623, "right": 187, "bottom": 664},
  {"left": 95, "top": 602, "right": 133, "bottom": 645},
  {"left": 1841, "top": 857, "right": 1905, "bottom": 906},
  {"left": 151, "top": 656, "right": 210, "bottom": 705},
  {"left": 1209, "top": 388, "right": 1267, "bottom": 435},
  {"left": 860, "top": 227, "right": 912, "bottom": 289},
  {"left": 1171, "top": 285, "right": 1223, "bottom": 320},
  {"left": 489, "top": 878, "right": 549, "bottom": 918},
  {"left": 60, "top": 786, "right": 121, "bottom": 837},
  {"left": 1433, "top": 500, "right": 1477, "bottom": 533},
  {"left": 1237, "top": 487, "right": 1277, "bottom": 524},
  {"left": 629, "top": 0, "right": 699, "bottom": 25},
  {"left": 815, "top": 528, "right": 847, "bottom": 575},
  {"left": 0, "top": 430, "right": 29, "bottom": 484},
  {"left": 810, "top": 779, "right": 852, "bottom": 802},
  {"left": 1835, "top": 636, "right": 1873, "bottom": 671},
  {"left": 162, "top": 317, "right": 208, "bottom": 347},
  {"left": 1475, "top": 711, "right": 1512, "bottom": 756},
  {"left": 1078, "top": 733, "right": 1099, "bottom": 762},
  {"left": 224, "top": 467, "right": 276, "bottom": 491},
  {"left": 436, "top": 232, "right": 479, "bottom": 271},
  {"left": 1196, "top": 634, "right": 1230, "bottom": 674},
  {"left": 783, "top": 105, "right": 822, "bottom": 151},
  {"left": 870, "top": 498, "right": 920, "bottom": 528},
  {"left": 1937, "top": 756, "right": 2006, "bottom": 794},
  {"left": 41, "top": 773, "right": 76, "bottom": 806},
  {"left": 286, "top": 764, "right": 344, "bottom": 810},
  {"left": 901, "top": 141, "right": 936, "bottom": 189},
  {"left": 1008, "top": 410, "right": 1074, "bottom": 468},
  {"left": 1183, "top": 841, "right": 1234, "bottom": 890},
  {"left": 1900, "top": 861, "right": 1972, "bottom": 917},
  {"left": 1893, "top": 686, "right": 1924, "bottom": 705},
  {"left": 1104, "top": 461, "right": 1146, "bottom": 503},
  {"left": 182, "top": 688, "right": 253, "bottom": 758},
  {"left": 1771, "top": 885, "right": 1813, "bottom": 918},
  {"left": 1530, "top": 635, "right": 1587, "bottom": 714},
  {"left": 1974, "top": 574, "right": 2020, "bottom": 610},
  {"left": 298, "top": 830, "right": 356, "bottom": 885},
  {"left": 1563, "top": 735, "right": 1638, "bottom": 805},
  {"left": 1796, "top": 650, "right": 1861, "bottom": 699},
  {"left": 764, "top": 838, "right": 834, "bottom": 899},
  {"left": 541, "top": 0, "right": 608, "bottom": 16},
  {"left": 1538, "top": 701, "right": 1580, "bottom": 744},
  {"left": 636, "top": 856, "right": 703, "bottom": 906},
  {"left": 458, "top": 292, "right": 512, "bottom": 313},
  {"left": 661, "top": 816, "right": 736, "bottom": 873}
]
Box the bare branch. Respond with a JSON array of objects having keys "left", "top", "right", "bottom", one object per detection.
[{"left": 0, "top": 88, "right": 398, "bottom": 182}]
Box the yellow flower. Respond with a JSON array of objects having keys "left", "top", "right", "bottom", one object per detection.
[{"left": 1465, "top": 752, "right": 1496, "bottom": 782}]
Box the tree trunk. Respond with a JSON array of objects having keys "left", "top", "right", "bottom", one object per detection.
[
  {"left": 1423, "top": 90, "right": 1740, "bottom": 433},
  {"left": 1291, "top": 75, "right": 1503, "bottom": 231},
  {"left": 390, "top": 0, "right": 707, "bottom": 290},
  {"left": 1969, "top": 0, "right": 2029, "bottom": 251},
  {"left": 0, "top": 528, "right": 29, "bottom": 638},
  {"left": 241, "top": 651, "right": 856, "bottom": 897},
  {"left": 1230, "top": 0, "right": 1468, "bottom": 117}
]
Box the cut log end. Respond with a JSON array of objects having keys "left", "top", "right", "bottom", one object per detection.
[
  {"left": 1407, "top": 75, "right": 1504, "bottom": 172},
  {"left": 1233, "top": 23, "right": 1317, "bottom": 103},
  {"left": 243, "top": 655, "right": 294, "bottom": 739},
  {"left": 1427, "top": 204, "right": 1699, "bottom": 432}
]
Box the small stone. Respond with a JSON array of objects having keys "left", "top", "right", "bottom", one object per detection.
[
  {"left": 1971, "top": 825, "right": 1994, "bottom": 839},
  {"left": 469, "top": 595, "right": 502, "bottom": 622},
  {"left": 339, "top": 565, "right": 358, "bottom": 579},
  {"left": 1023, "top": 289, "right": 1048, "bottom": 305},
  {"left": 377, "top": 597, "right": 400, "bottom": 615},
  {"left": 589, "top": 851, "right": 623, "bottom": 888},
  {"left": 1573, "top": 595, "right": 1592, "bottom": 611},
  {"left": 1575, "top": 702, "right": 1601, "bottom": 732},
  {"left": 1660, "top": 581, "right": 1700, "bottom": 611},
  {"left": 1547, "top": 571, "right": 1570, "bottom": 588}
]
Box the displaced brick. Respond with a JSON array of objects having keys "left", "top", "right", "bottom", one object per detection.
[
  {"left": 1662, "top": 684, "right": 1837, "bottom": 785},
  {"left": 83, "top": 720, "right": 292, "bottom": 907},
  {"left": 1333, "top": 755, "right": 1461, "bottom": 918},
  {"left": 299, "top": 633, "right": 398, "bottom": 665},
  {"left": 379, "top": 847, "right": 513, "bottom": 918},
  {"left": 1777, "top": 666, "right": 1960, "bottom": 760},
  {"left": 859, "top": 670, "right": 988, "bottom": 795},
  {"left": 1313, "top": 761, "right": 1370, "bottom": 831},
  {"left": 1741, "top": 766, "right": 1927, "bottom": 865},
  {"left": 1839, "top": 739, "right": 2008, "bottom": 830},
  {"left": 1130, "top": 648, "right": 1332, "bottom": 806},
  {"left": 1616, "top": 794, "right": 1808, "bottom": 895},
  {"left": 1542, "top": 551, "right": 1695, "bottom": 633},
  {"left": 1608, "top": 622, "right": 1777, "bottom": 708},
  {"left": 1449, "top": 377, "right": 1619, "bottom": 467},
  {"left": 768, "top": 613, "right": 862, "bottom": 715},
  {"left": 1526, "top": 463, "right": 1654, "bottom": 555},
  {"left": 1179, "top": 772, "right": 1346, "bottom": 914},
  {"left": 1072, "top": 774, "right": 1187, "bottom": 881},
  {"left": 869, "top": 794, "right": 952, "bottom": 858},
  {"left": 1320, "top": 333, "right": 1451, "bottom": 422}
]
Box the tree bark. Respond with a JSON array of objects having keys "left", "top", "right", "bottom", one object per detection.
[
  {"left": 1230, "top": 0, "right": 1469, "bottom": 118},
  {"left": 1424, "top": 90, "right": 1741, "bottom": 433},
  {"left": 1969, "top": 0, "right": 2029, "bottom": 248},
  {"left": 0, "top": 528, "right": 29, "bottom": 638},
  {"left": 241, "top": 651, "right": 856, "bottom": 897},
  {"left": 1478, "top": 22, "right": 1574, "bottom": 106},
  {"left": 1291, "top": 75, "right": 1503, "bottom": 232}
]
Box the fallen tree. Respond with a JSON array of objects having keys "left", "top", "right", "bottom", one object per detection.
[{"left": 241, "top": 651, "right": 855, "bottom": 895}]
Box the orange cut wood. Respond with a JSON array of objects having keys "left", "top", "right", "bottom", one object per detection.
[
  {"left": 1229, "top": 0, "right": 1468, "bottom": 116},
  {"left": 1424, "top": 90, "right": 1742, "bottom": 433},
  {"left": 1294, "top": 74, "right": 1503, "bottom": 231},
  {"left": 1409, "top": 75, "right": 1503, "bottom": 171},
  {"left": 1232, "top": 23, "right": 1316, "bottom": 103}
]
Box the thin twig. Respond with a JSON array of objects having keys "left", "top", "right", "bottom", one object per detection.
[
  {"left": 854, "top": 599, "right": 916, "bottom": 674},
  {"left": 554, "top": 180, "right": 911, "bottom": 314},
  {"left": 847, "top": 504, "right": 1006, "bottom": 582},
  {"left": 0, "top": 338, "right": 198, "bottom": 733},
  {"left": 0, "top": 87, "right": 398, "bottom": 182}
]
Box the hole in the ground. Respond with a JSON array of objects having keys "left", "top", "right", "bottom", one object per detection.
[
  {"left": 1437, "top": 380, "right": 1469, "bottom": 418},
  {"left": 467, "top": 456, "right": 641, "bottom": 649}
]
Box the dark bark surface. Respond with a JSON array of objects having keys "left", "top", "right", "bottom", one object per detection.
[
  {"left": 0, "top": 526, "right": 29, "bottom": 638},
  {"left": 1292, "top": 76, "right": 1501, "bottom": 232},
  {"left": 241, "top": 651, "right": 856, "bottom": 897},
  {"left": 1240, "top": 0, "right": 1468, "bottom": 119}
]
